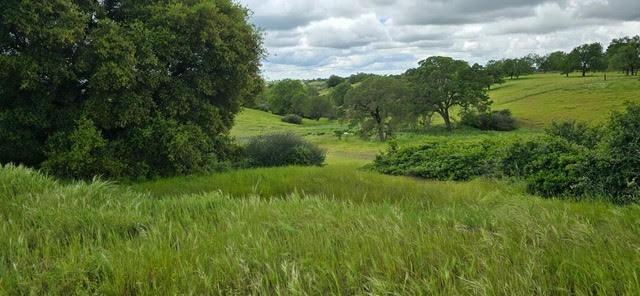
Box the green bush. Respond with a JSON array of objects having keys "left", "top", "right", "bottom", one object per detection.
[
  {"left": 244, "top": 133, "right": 325, "bottom": 167},
  {"left": 374, "top": 104, "right": 640, "bottom": 204},
  {"left": 546, "top": 121, "right": 601, "bottom": 148},
  {"left": 281, "top": 114, "right": 303, "bottom": 125},
  {"left": 461, "top": 109, "right": 517, "bottom": 131},
  {"left": 372, "top": 140, "right": 502, "bottom": 181},
  {"left": 502, "top": 136, "right": 590, "bottom": 197}
]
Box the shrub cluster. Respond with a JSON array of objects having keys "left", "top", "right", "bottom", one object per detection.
[
  {"left": 244, "top": 133, "right": 325, "bottom": 167},
  {"left": 461, "top": 110, "right": 517, "bottom": 131},
  {"left": 374, "top": 104, "right": 640, "bottom": 204},
  {"left": 282, "top": 114, "right": 303, "bottom": 125},
  {"left": 373, "top": 140, "right": 502, "bottom": 181}
]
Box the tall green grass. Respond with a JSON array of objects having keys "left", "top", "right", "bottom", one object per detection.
[{"left": 3, "top": 164, "right": 640, "bottom": 294}]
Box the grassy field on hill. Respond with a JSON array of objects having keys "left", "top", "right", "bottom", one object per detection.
[
  {"left": 3, "top": 73, "right": 640, "bottom": 294},
  {"left": 491, "top": 72, "right": 640, "bottom": 127}
]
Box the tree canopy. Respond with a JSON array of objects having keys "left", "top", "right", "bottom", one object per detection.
[
  {"left": 0, "top": 0, "right": 263, "bottom": 179},
  {"left": 570, "top": 43, "right": 607, "bottom": 76},
  {"left": 266, "top": 80, "right": 310, "bottom": 116},
  {"left": 344, "top": 76, "right": 411, "bottom": 141},
  {"left": 405, "top": 56, "right": 490, "bottom": 129}
]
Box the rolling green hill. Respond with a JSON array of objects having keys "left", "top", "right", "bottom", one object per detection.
[{"left": 491, "top": 73, "right": 640, "bottom": 127}]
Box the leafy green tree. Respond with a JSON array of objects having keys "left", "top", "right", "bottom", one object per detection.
[
  {"left": 607, "top": 36, "right": 640, "bottom": 75},
  {"left": 485, "top": 60, "right": 505, "bottom": 86},
  {"left": 330, "top": 81, "right": 353, "bottom": 107},
  {"left": 0, "top": 0, "right": 263, "bottom": 179},
  {"left": 266, "top": 80, "right": 309, "bottom": 115},
  {"left": 540, "top": 51, "right": 568, "bottom": 73},
  {"left": 344, "top": 77, "right": 411, "bottom": 141},
  {"left": 571, "top": 43, "right": 607, "bottom": 76},
  {"left": 304, "top": 96, "right": 333, "bottom": 120},
  {"left": 500, "top": 58, "right": 533, "bottom": 79},
  {"left": 326, "top": 75, "right": 345, "bottom": 88},
  {"left": 406, "top": 56, "right": 490, "bottom": 129}
]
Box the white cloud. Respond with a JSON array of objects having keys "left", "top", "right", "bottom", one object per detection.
[{"left": 237, "top": 0, "right": 640, "bottom": 79}]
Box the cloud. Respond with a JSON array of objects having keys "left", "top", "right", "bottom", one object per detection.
[{"left": 238, "top": 0, "right": 640, "bottom": 79}]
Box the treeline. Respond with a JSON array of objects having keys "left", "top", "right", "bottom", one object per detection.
[
  {"left": 250, "top": 35, "right": 639, "bottom": 141},
  {"left": 252, "top": 57, "right": 505, "bottom": 141}
]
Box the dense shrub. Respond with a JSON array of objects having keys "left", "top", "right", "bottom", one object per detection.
[
  {"left": 461, "top": 110, "right": 517, "bottom": 131},
  {"left": 502, "top": 136, "right": 590, "bottom": 197},
  {"left": 0, "top": 0, "right": 263, "bottom": 179},
  {"left": 245, "top": 133, "right": 325, "bottom": 167},
  {"left": 374, "top": 104, "right": 640, "bottom": 204},
  {"left": 282, "top": 114, "right": 303, "bottom": 125},
  {"left": 372, "top": 140, "right": 502, "bottom": 181},
  {"left": 546, "top": 121, "right": 601, "bottom": 148}
]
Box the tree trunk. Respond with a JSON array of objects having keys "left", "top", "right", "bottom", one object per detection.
[
  {"left": 582, "top": 66, "right": 587, "bottom": 77},
  {"left": 377, "top": 125, "right": 386, "bottom": 142},
  {"left": 440, "top": 110, "right": 452, "bottom": 130},
  {"left": 372, "top": 107, "right": 386, "bottom": 141}
]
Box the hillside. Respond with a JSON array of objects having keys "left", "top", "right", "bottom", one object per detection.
[{"left": 490, "top": 73, "right": 640, "bottom": 127}]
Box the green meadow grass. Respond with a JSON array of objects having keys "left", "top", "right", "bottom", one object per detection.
[
  {"left": 3, "top": 164, "right": 640, "bottom": 294},
  {"left": 490, "top": 72, "right": 640, "bottom": 127}
]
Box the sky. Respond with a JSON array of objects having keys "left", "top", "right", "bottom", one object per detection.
[{"left": 236, "top": 0, "right": 640, "bottom": 80}]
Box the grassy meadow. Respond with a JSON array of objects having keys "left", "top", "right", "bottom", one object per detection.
[{"left": 2, "top": 73, "right": 640, "bottom": 294}]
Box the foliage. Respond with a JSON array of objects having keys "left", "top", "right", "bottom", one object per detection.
[
  {"left": 372, "top": 140, "right": 502, "bottom": 180},
  {"left": 348, "top": 73, "right": 378, "bottom": 84},
  {"left": 330, "top": 81, "right": 353, "bottom": 107},
  {"left": 570, "top": 43, "right": 607, "bottom": 76},
  {"left": 303, "top": 96, "right": 334, "bottom": 120},
  {"left": 405, "top": 56, "right": 491, "bottom": 129},
  {"left": 484, "top": 60, "right": 505, "bottom": 87},
  {"left": 266, "top": 80, "right": 309, "bottom": 115},
  {"left": 607, "top": 36, "right": 640, "bottom": 75},
  {"left": 375, "top": 104, "right": 640, "bottom": 204},
  {"left": 461, "top": 109, "right": 517, "bottom": 131},
  {"left": 0, "top": 0, "right": 263, "bottom": 179},
  {"left": 326, "top": 75, "right": 345, "bottom": 88},
  {"left": 244, "top": 133, "right": 325, "bottom": 167},
  {"left": 546, "top": 121, "right": 601, "bottom": 148},
  {"left": 502, "top": 58, "right": 534, "bottom": 79},
  {"left": 539, "top": 51, "right": 569, "bottom": 73},
  {"left": 281, "top": 114, "right": 303, "bottom": 125},
  {"left": 344, "top": 76, "right": 411, "bottom": 141}
]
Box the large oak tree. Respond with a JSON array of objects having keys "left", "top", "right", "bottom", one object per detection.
[
  {"left": 406, "top": 56, "right": 490, "bottom": 130},
  {"left": 0, "top": 0, "right": 263, "bottom": 179},
  {"left": 344, "top": 76, "right": 411, "bottom": 141}
]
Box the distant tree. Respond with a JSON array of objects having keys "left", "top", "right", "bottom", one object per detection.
[
  {"left": 501, "top": 58, "right": 533, "bottom": 79},
  {"left": 485, "top": 60, "right": 506, "bottom": 86},
  {"left": 406, "top": 56, "right": 490, "bottom": 130},
  {"left": 304, "top": 96, "right": 333, "bottom": 120},
  {"left": 525, "top": 53, "right": 545, "bottom": 71},
  {"left": 607, "top": 36, "right": 640, "bottom": 75},
  {"left": 570, "top": 43, "right": 607, "bottom": 77},
  {"left": 348, "top": 73, "right": 377, "bottom": 84},
  {"left": 326, "top": 75, "right": 345, "bottom": 88},
  {"left": 540, "top": 51, "right": 568, "bottom": 73},
  {"left": 344, "top": 76, "right": 411, "bottom": 141},
  {"left": 266, "top": 80, "right": 309, "bottom": 115},
  {"left": 330, "top": 81, "right": 353, "bottom": 107}
]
